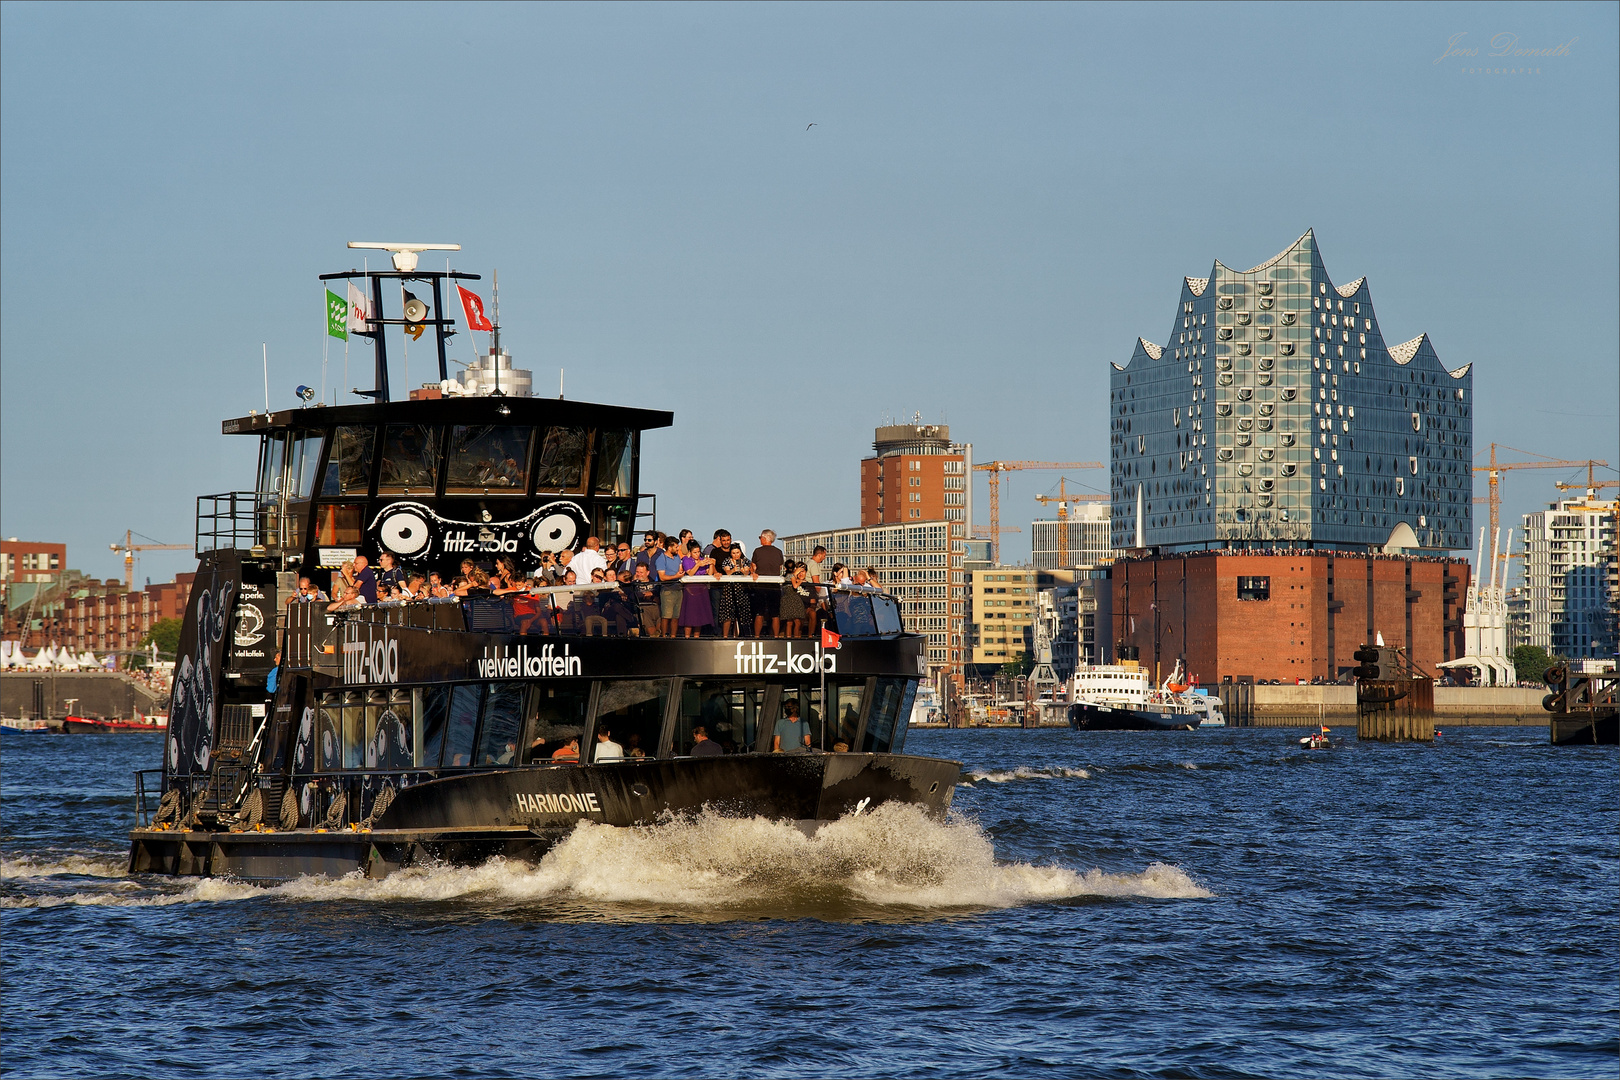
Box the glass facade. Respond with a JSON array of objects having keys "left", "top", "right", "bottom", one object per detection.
[{"left": 1110, "top": 230, "right": 1472, "bottom": 553}]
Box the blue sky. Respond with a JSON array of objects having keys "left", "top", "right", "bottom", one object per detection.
[{"left": 2, "top": 2, "right": 1615, "bottom": 584}]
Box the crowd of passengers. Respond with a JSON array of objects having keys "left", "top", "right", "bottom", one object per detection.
[{"left": 292, "top": 528, "right": 888, "bottom": 639}]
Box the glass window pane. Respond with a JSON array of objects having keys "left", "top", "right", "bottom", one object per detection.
[
  {"left": 322, "top": 426, "right": 374, "bottom": 497},
  {"left": 535, "top": 426, "right": 589, "bottom": 493},
  {"left": 446, "top": 425, "right": 530, "bottom": 494},
  {"left": 593, "top": 679, "right": 669, "bottom": 761},
  {"left": 370, "top": 692, "right": 413, "bottom": 770},
  {"left": 341, "top": 692, "right": 365, "bottom": 769},
  {"left": 523, "top": 683, "right": 591, "bottom": 763},
  {"left": 288, "top": 432, "right": 324, "bottom": 500},
  {"left": 443, "top": 684, "right": 483, "bottom": 767},
  {"left": 831, "top": 682, "right": 862, "bottom": 749},
  {"left": 594, "top": 429, "right": 633, "bottom": 495},
  {"left": 258, "top": 434, "right": 287, "bottom": 499},
  {"left": 676, "top": 680, "right": 763, "bottom": 755},
  {"left": 476, "top": 683, "right": 526, "bottom": 766},
  {"left": 377, "top": 424, "right": 442, "bottom": 494},
  {"left": 419, "top": 687, "right": 450, "bottom": 767},
  {"left": 317, "top": 699, "right": 342, "bottom": 771}
]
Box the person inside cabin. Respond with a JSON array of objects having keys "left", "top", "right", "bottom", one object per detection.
[
  {"left": 772, "top": 700, "right": 812, "bottom": 754},
  {"left": 551, "top": 737, "right": 580, "bottom": 761},
  {"left": 715, "top": 543, "right": 753, "bottom": 639},
  {"left": 376, "top": 551, "right": 406, "bottom": 598},
  {"left": 353, "top": 555, "right": 379, "bottom": 604},
  {"left": 689, "top": 725, "right": 724, "bottom": 757},
  {"left": 751, "top": 530, "right": 785, "bottom": 638},
  {"left": 832, "top": 741, "right": 850, "bottom": 753},
  {"left": 526, "top": 734, "right": 548, "bottom": 763},
  {"left": 594, "top": 727, "right": 625, "bottom": 762}
]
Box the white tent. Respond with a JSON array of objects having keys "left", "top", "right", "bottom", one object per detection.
[
  {"left": 55, "top": 650, "right": 81, "bottom": 671},
  {"left": 79, "top": 651, "right": 100, "bottom": 668},
  {"left": 0, "top": 641, "right": 17, "bottom": 669},
  {"left": 28, "top": 646, "right": 56, "bottom": 669}
]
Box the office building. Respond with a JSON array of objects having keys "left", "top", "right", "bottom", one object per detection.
[
  {"left": 781, "top": 519, "right": 966, "bottom": 673},
  {"left": 1031, "top": 502, "right": 1115, "bottom": 569},
  {"left": 1521, "top": 495, "right": 1618, "bottom": 660},
  {"left": 966, "top": 567, "right": 1038, "bottom": 668},
  {"left": 859, "top": 422, "right": 971, "bottom": 528},
  {"left": 1110, "top": 229, "right": 1472, "bottom": 554}
]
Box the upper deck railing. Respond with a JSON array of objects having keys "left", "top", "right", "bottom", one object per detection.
[
  {"left": 196, "top": 491, "right": 285, "bottom": 556},
  {"left": 284, "top": 581, "right": 906, "bottom": 671}
]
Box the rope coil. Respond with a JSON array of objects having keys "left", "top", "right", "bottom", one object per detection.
[{"left": 359, "top": 783, "right": 396, "bottom": 829}]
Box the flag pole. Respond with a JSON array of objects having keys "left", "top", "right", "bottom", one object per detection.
[{"left": 262, "top": 343, "right": 269, "bottom": 412}]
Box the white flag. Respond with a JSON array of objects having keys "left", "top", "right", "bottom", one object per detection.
[{"left": 346, "top": 282, "right": 372, "bottom": 334}]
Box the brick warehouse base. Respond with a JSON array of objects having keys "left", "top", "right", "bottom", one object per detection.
[{"left": 1100, "top": 550, "right": 1469, "bottom": 685}]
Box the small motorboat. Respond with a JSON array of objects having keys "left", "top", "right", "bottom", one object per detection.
[{"left": 1299, "top": 726, "right": 1336, "bottom": 749}]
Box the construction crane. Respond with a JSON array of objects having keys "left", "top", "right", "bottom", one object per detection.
[
  {"left": 110, "top": 530, "right": 191, "bottom": 592},
  {"left": 1553, "top": 460, "right": 1620, "bottom": 496},
  {"left": 1033, "top": 477, "right": 1108, "bottom": 564},
  {"left": 973, "top": 461, "right": 1102, "bottom": 564},
  {"left": 1473, "top": 445, "right": 1608, "bottom": 582}
]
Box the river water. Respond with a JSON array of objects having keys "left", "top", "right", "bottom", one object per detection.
[{"left": 2, "top": 727, "right": 1615, "bottom": 1078}]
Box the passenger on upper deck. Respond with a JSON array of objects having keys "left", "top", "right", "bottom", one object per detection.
[
  {"left": 327, "top": 560, "right": 362, "bottom": 611},
  {"left": 428, "top": 571, "right": 452, "bottom": 598},
  {"left": 453, "top": 559, "right": 489, "bottom": 597},
  {"left": 376, "top": 552, "right": 406, "bottom": 599},
  {"left": 655, "top": 535, "right": 685, "bottom": 637},
  {"left": 490, "top": 557, "right": 526, "bottom": 596},
  {"left": 572, "top": 536, "right": 607, "bottom": 580},
  {"left": 353, "top": 555, "right": 379, "bottom": 604},
  {"left": 752, "top": 530, "right": 784, "bottom": 638}
]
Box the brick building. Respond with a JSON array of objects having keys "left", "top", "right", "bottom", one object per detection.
[
  {"left": 1, "top": 540, "right": 65, "bottom": 586},
  {"left": 859, "top": 423, "right": 971, "bottom": 527},
  {"left": 57, "top": 574, "right": 194, "bottom": 654},
  {"left": 1101, "top": 550, "right": 1467, "bottom": 684}
]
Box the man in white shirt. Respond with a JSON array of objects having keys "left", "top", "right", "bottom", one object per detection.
[
  {"left": 571, "top": 537, "right": 608, "bottom": 581},
  {"left": 593, "top": 727, "right": 625, "bottom": 762}
]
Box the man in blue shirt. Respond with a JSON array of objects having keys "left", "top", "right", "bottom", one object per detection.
[
  {"left": 653, "top": 536, "right": 685, "bottom": 637},
  {"left": 772, "top": 700, "right": 811, "bottom": 754},
  {"left": 353, "top": 555, "right": 379, "bottom": 604}
]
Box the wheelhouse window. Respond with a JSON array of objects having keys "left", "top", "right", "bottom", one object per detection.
[
  {"left": 476, "top": 682, "right": 526, "bottom": 766},
  {"left": 322, "top": 426, "right": 374, "bottom": 497},
  {"left": 524, "top": 684, "right": 591, "bottom": 763},
  {"left": 535, "top": 426, "right": 590, "bottom": 493},
  {"left": 594, "top": 429, "right": 634, "bottom": 496},
  {"left": 378, "top": 424, "right": 442, "bottom": 494},
  {"left": 593, "top": 679, "right": 669, "bottom": 761},
  {"left": 368, "top": 690, "right": 414, "bottom": 769},
  {"left": 676, "top": 681, "right": 764, "bottom": 755},
  {"left": 257, "top": 434, "right": 287, "bottom": 499},
  {"left": 860, "top": 678, "right": 915, "bottom": 753},
  {"left": 446, "top": 425, "right": 531, "bottom": 494},
  {"left": 442, "top": 684, "right": 483, "bottom": 766}
]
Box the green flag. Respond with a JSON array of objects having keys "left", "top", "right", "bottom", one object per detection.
[{"left": 326, "top": 289, "right": 347, "bottom": 340}]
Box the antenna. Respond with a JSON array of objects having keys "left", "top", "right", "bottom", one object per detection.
[
  {"left": 262, "top": 343, "right": 269, "bottom": 412},
  {"left": 347, "top": 242, "right": 460, "bottom": 272},
  {"left": 492, "top": 268, "right": 500, "bottom": 398}
]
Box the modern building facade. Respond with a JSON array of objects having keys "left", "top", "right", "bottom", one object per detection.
[
  {"left": 1110, "top": 229, "right": 1473, "bottom": 554},
  {"left": 859, "top": 422, "right": 972, "bottom": 528},
  {"left": 781, "top": 519, "right": 966, "bottom": 674},
  {"left": 1031, "top": 502, "right": 1115, "bottom": 569},
  {"left": 1520, "top": 495, "right": 1618, "bottom": 660},
  {"left": 965, "top": 567, "right": 1037, "bottom": 668},
  {"left": 1, "top": 540, "right": 65, "bottom": 587}
]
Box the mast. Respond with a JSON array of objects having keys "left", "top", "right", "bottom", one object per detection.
[{"left": 492, "top": 268, "right": 501, "bottom": 397}]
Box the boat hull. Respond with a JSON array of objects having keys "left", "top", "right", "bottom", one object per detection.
[
  {"left": 129, "top": 751, "right": 961, "bottom": 880},
  {"left": 1068, "top": 703, "right": 1199, "bottom": 732},
  {"left": 63, "top": 717, "right": 165, "bottom": 734}
]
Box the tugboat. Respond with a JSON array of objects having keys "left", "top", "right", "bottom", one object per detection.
[
  {"left": 1067, "top": 659, "right": 1218, "bottom": 732},
  {"left": 127, "top": 243, "right": 960, "bottom": 881}
]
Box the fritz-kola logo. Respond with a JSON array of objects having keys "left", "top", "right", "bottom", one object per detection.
[
  {"left": 369, "top": 500, "right": 591, "bottom": 567},
  {"left": 732, "top": 640, "right": 837, "bottom": 675},
  {"left": 344, "top": 634, "right": 399, "bottom": 684},
  {"left": 477, "top": 643, "right": 583, "bottom": 679}
]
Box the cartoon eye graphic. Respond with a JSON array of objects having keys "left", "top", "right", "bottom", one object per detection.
[
  {"left": 376, "top": 505, "right": 433, "bottom": 556},
  {"left": 531, "top": 511, "right": 581, "bottom": 553}
]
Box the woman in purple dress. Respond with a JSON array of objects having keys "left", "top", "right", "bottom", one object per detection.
[{"left": 678, "top": 539, "right": 716, "bottom": 637}]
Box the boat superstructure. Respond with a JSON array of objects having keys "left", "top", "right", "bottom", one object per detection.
[
  {"left": 1067, "top": 659, "right": 1219, "bottom": 732},
  {"left": 128, "top": 246, "right": 959, "bottom": 881}
]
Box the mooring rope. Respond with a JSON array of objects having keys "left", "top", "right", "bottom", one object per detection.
[
  {"left": 153, "top": 788, "right": 182, "bottom": 825},
  {"left": 279, "top": 785, "right": 300, "bottom": 831},
  {"left": 319, "top": 790, "right": 348, "bottom": 830},
  {"left": 358, "top": 783, "right": 396, "bottom": 829}
]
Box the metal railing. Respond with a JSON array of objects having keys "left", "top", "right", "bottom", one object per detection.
[{"left": 196, "top": 491, "right": 287, "bottom": 556}]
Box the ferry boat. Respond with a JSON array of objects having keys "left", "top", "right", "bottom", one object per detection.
[
  {"left": 65, "top": 715, "right": 167, "bottom": 734},
  {"left": 1067, "top": 660, "right": 1221, "bottom": 732},
  {"left": 127, "top": 244, "right": 960, "bottom": 881}
]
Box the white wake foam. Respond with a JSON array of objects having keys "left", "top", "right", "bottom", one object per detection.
[
  {"left": 1, "top": 855, "right": 130, "bottom": 880},
  {"left": 962, "top": 765, "right": 1092, "bottom": 784},
  {"left": 0, "top": 804, "right": 1212, "bottom": 913}
]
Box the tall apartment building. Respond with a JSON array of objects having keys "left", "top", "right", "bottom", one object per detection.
[
  {"left": 1111, "top": 229, "right": 1472, "bottom": 554},
  {"left": 966, "top": 567, "right": 1038, "bottom": 669},
  {"left": 1520, "top": 495, "right": 1618, "bottom": 660},
  {"left": 1031, "top": 502, "right": 1116, "bottom": 569},
  {"left": 859, "top": 423, "right": 972, "bottom": 528},
  {"left": 781, "top": 519, "right": 966, "bottom": 674}
]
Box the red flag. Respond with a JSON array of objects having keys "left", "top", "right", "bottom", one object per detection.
[
  {"left": 457, "top": 285, "right": 493, "bottom": 331},
  {"left": 821, "top": 628, "right": 841, "bottom": 650}
]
